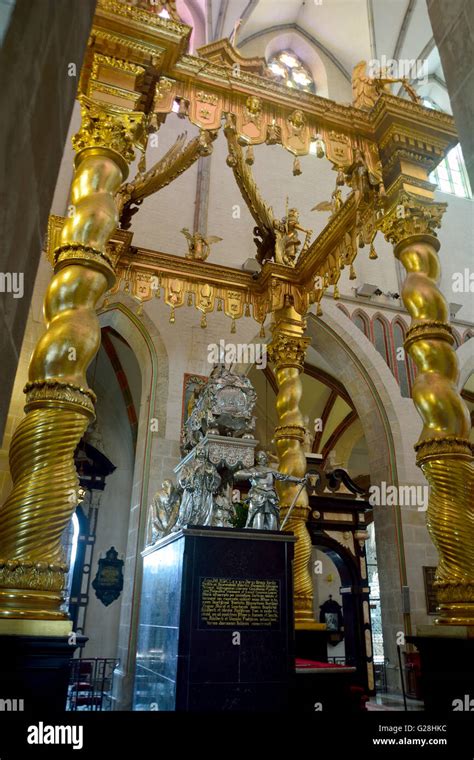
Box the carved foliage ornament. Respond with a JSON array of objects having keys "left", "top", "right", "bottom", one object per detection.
[
  {"left": 73, "top": 97, "right": 147, "bottom": 163},
  {"left": 268, "top": 334, "right": 310, "bottom": 368},
  {"left": 378, "top": 193, "right": 446, "bottom": 245}
]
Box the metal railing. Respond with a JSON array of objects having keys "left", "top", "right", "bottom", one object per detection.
[{"left": 67, "top": 658, "right": 119, "bottom": 711}]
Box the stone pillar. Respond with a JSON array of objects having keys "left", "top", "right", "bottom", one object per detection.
[
  {"left": 427, "top": 0, "right": 474, "bottom": 189},
  {"left": 0, "top": 97, "right": 145, "bottom": 632},
  {"left": 380, "top": 192, "right": 474, "bottom": 625},
  {"left": 268, "top": 301, "right": 313, "bottom": 625}
]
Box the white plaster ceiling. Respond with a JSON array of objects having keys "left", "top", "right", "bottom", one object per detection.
[{"left": 196, "top": 0, "right": 446, "bottom": 94}]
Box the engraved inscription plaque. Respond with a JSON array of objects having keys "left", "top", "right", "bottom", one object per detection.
[{"left": 199, "top": 577, "right": 280, "bottom": 629}]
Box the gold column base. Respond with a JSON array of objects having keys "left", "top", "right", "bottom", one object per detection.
[
  {"left": 0, "top": 586, "right": 68, "bottom": 620},
  {"left": 0, "top": 618, "right": 72, "bottom": 636},
  {"left": 295, "top": 621, "right": 326, "bottom": 631}
]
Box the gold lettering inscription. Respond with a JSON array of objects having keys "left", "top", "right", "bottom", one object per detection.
[{"left": 200, "top": 578, "right": 280, "bottom": 627}]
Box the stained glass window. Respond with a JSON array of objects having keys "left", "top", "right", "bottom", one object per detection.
[{"left": 268, "top": 51, "right": 315, "bottom": 93}]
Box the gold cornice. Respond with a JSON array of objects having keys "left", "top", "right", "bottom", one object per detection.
[{"left": 196, "top": 38, "right": 267, "bottom": 75}]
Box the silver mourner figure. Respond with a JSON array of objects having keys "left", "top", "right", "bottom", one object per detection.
[{"left": 234, "top": 451, "right": 306, "bottom": 531}]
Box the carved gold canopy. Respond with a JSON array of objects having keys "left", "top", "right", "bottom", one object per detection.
[{"left": 47, "top": 0, "right": 457, "bottom": 329}]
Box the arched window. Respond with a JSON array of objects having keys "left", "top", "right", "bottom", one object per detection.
[
  {"left": 352, "top": 310, "right": 370, "bottom": 338},
  {"left": 431, "top": 144, "right": 471, "bottom": 199},
  {"left": 452, "top": 329, "right": 461, "bottom": 348},
  {"left": 268, "top": 51, "right": 315, "bottom": 93},
  {"left": 423, "top": 102, "right": 471, "bottom": 198},
  {"left": 392, "top": 319, "right": 411, "bottom": 397},
  {"left": 336, "top": 303, "right": 350, "bottom": 318},
  {"left": 371, "top": 315, "right": 393, "bottom": 369}
]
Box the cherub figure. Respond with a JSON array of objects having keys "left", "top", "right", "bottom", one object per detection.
[
  {"left": 352, "top": 60, "right": 421, "bottom": 110},
  {"left": 181, "top": 228, "right": 222, "bottom": 261}
]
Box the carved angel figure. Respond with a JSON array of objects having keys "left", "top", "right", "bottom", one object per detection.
[
  {"left": 311, "top": 187, "right": 343, "bottom": 218},
  {"left": 146, "top": 479, "right": 182, "bottom": 545},
  {"left": 181, "top": 228, "right": 222, "bottom": 261},
  {"left": 274, "top": 208, "right": 312, "bottom": 267},
  {"left": 352, "top": 60, "right": 421, "bottom": 110}
]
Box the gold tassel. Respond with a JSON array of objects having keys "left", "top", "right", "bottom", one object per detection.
[
  {"left": 245, "top": 145, "right": 254, "bottom": 165},
  {"left": 217, "top": 298, "right": 223, "bottom": 312},
  {"left": 336, "top": 168, "right": 345, "bottom": 185},
  {"left": 293, "top": 156, "right": 302, "bottom": 176},
  {"left": 245, "top": 302, "right": 251, "bottom": 317},
  {"left": 200, "top": 313, "right": 207, "bottom": 328},
  {"left": 349, "top": 264, "right": 356, "bottom": 280},
  {"left": 137, "top": 303, "right": 143, "bottom": 316},
  {"left": 124, "top": 281, "right": 130, "bottom": 293},
  {"left": 259, "top": 323, "right": 265, "bottom": 338},
  {"left": 358, "top": 235, "right": 365, "bottom": 249},
  {"left": 169, "top": 306, "right": 175, "bottom": 324},
  {"left": 187, "top": 292, "right": 193, "bottom": 306},
  {"left": 317, "top": 302, "right": 323, "bottom": 316},
  {"left": 369, "top": 243, "right": 378, "bottom": 260},
  {"left": 138, "top": 152, "right": 146, "bottom": 174},
  {"left": 333, "top": 284, "right": 340, "bottom": 300},
  {"left": 231, "top": 318, "right": 236, "bottom": 334}
]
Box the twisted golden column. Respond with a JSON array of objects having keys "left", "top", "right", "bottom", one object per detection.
[
  {"left": 0, "top": 98, "right": 145, "bottom": 624},
  {"left": 380, "top": 193, "right": 474, "bottom": 625},
  {"left": 268, "top": 301, "right": 313, "bottom": 624}
]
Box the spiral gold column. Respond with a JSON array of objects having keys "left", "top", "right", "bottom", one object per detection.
[
  {"left": 380, "top": 193, "right": 474, "bottom": 625},
  {"left": 268, "top": 301, "right": 313, "bottom": 625},
  {"left": 0, "top": 97, "right": 145, "bottom": 627}
]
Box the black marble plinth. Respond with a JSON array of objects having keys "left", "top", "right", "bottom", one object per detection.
[
  {"left": 292, "top": 665, "right": 366, "bottom": 712},
  {"left": 133, "top": 526, "right": 296, "bottom": 712},
  {"left": 406, "top": 630, "right": 474, "bottom": 711},
  {"left": 295, "top": 628, "right": 328, "bottom": 661},
  {"left": 0, "top": 634, "right": 87, "bottom": 712}
]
